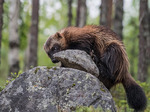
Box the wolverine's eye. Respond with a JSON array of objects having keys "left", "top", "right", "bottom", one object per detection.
[
  {"left": 52, "top": 47, "right": 57, "bottom": 51},
  {"left": 51, "top": 44, "right": 61, "bottom": 52}
]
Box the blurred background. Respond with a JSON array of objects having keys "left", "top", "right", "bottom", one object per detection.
[{"left": 0, "top": 0, "right": 150, "bottom": 111}]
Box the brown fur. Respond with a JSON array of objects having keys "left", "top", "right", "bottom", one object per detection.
[
  {"left": 44, "top": 25, "right": 131, "bottom": 88},
  {"left": 44, "top": 25, "right": 147, "bottom": 111}
]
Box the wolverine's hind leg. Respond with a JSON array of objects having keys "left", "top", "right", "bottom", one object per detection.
[{"left": 98, "top": 42, "right": 126, "bottom": 87}]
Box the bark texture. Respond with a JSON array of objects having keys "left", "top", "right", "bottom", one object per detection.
[
  {"left": 67, "top": 0, "right": 73, "bottom": 26},
  {"left": 138, "top": 0, "right": 150, "bottom": 82},
  {"left": 0, "top": 0, "right": 4, "bottom": 64},
  {"left": 147, "top": 7, "right": 150, "bottom": 72},
  {"left": 8, "top": 0, "right": 20, "bottom": 76},
  {"left": 26, "top": 0, "right": 39, "bottom": 70},
  {"left": 76, "top": 0, "right": 87, "bottom": 27},
  {"left": 100, "top": 0, "right": 112, "bottom": 28},
  {"left": 113, "top": 0, "right": 124, "bottom": 39}
]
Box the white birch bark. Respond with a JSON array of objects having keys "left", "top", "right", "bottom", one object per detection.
[{"left": 8, "top": 0, "right": 20, "bottom": 76}]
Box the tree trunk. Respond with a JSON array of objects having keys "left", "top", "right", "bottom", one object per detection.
[
  {"left": 26, "top": 0, "right": 39, "bottom": 70},
  {"left": 146, "top": 4, "right": 150, "bottom": 77},
  {"left": 0, "top": 0, "right": 4, "bottom": 65},
  {"left": 68, "top": 0, "right": 73, "bottom": 26},
  {"left": 100, "top": 0, "right": 112, "bottom": 28},
  {"left": 138, "top": 0, "right": 150, "bottom": 82},
  {"left": 113, "top": 0, "right": 124, "bottom": 39},
  {"left": 8, "top": 0, "right": 20, "bottom": 77},
  {"left": 76, "top": 0, "right": 87, "bottom": 27}
]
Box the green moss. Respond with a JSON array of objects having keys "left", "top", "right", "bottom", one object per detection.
[
  {"left": 47, "top": 66, "right": 52, "bottom": 69},
  {"left": 70, "top": 106, "right": 76, "bottom": 111},
  {"left": 66, "top": 88, "right": 70, "bottom": 94},
  {"left": 4, "top": 90, "right": 7, "bottom": 93},
  {"left": 30, "top": 65, "right": 34, "bottom": 69},
  {"left": 77, "top": 81, "right": 81, "bottom": 84},
  {"left": 72, "top": 83, "right": 76, "bottom": 87},
  {"left": 0, "top": 86, "right": 5, "bottom": 92},
  {"left": 92, "top": 92, "right": 96, "bottom": 96},
  {"left": 100, "top": 87, "right": 106, "bottom": 92},
  {"left": 53, "top": 67, "right": 57, "bottom": 70},
  {"left": 48, "top": 77, "right": 51, "bottom": 80},
  {"left": 34, "top": 68, "right": 40, "bottom": 74},
  {"left": 75, "top": 106, "right": 104, "bottom": 112}
]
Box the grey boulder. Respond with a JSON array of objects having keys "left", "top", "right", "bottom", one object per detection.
[
  {"left": 0, "top": 67, "right": 116, "bottom": 112},
  {"left": 0, "top": 50, "right": 116, "bottom": 112},
  {"left": 53, "top": 50, "right": 99, "bottom": 77}
]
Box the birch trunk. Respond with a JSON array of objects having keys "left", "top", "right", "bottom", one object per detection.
[{"left": 8, "top": 0, "right": 20, "bottom": 77}]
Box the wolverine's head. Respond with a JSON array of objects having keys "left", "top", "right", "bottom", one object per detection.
[
  {"left": 44, "top": 26, "right": 96, "bottom": 63},
  {"left": 44, "top": 32, "right": 67, "bottom": 63}
]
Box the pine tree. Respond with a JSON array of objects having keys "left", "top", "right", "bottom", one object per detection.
[
  {"left": 26, "top": 0, "right": 39, "bottom": 70},
  {"left": 76, "top": 0, "right": 87, "bottom": 27},
  {"left": 0, "top": 0, "right": 4, "bottom": 64},
  {"left": 138, "top": 0, "right": 150, "bottom": 81},
  {"left": 113, "top": 0, "right": 124, "bottom": 39},
  {"left": 68, "top": 0, "right": 73, "bottom": 26},
  {"left": 100, "top": 0, "right": 112, "bottom": 28}
]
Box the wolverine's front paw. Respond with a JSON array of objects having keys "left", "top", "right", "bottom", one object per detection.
[{"left": 98, "top": 64, "right": 113, "bottom": 79}]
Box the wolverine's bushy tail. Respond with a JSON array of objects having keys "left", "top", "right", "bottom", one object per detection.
[{"left": 122, "top": 75, "right": 147, "bottom": 111}]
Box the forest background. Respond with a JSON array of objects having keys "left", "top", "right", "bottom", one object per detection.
[{"left": 0, "top": 0, "right": 150, "bottom": 111}]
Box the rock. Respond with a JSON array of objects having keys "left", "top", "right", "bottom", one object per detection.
[
  {"left": 0, "top": 67, "right": 116, "bottom": 112},
  {"left": 53, "top": 50, "right": 99, "bottom": 77}
]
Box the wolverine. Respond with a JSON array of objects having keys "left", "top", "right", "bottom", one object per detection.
[{"left": 44, "top": 25, "right": 147, "bottom": 111}]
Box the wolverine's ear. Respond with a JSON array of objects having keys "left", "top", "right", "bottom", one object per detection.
[{"left": 55, "top": 32, "right": 62, "bottom": 39}]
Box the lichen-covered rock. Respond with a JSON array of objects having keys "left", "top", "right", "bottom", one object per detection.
[
  {"left": 0, "top": 67, "right": 116, "bottom": 112},
  {"left": 53, "top": 50, "right": 99, "bottom": 77}
]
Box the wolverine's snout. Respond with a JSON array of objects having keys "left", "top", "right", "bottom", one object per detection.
[
  {"left": 47, "top": 52, "right": 58, "bottom": 63},
  {"left": 51, "top": 58, "right": 59, "bottom": 63},
  {"left": 44, "top": 38, "right": 60, "bottom": 63}
]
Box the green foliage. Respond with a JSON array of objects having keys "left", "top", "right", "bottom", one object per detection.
[
  {"left": 75, "top": 106, "right": 104, "bottom": 112},
  {"left": 111, "top": 81, "right": 150, "bottom": 112},
  {"left": 19, "top": 11, "right": 30, "bottom": 50},
  {"left": 123, "top": 15, "right": 139, "bottom": 78},
  {"left": 34, "top": 67, "right": 40, "bottom": 74},
  {"left": 0, "top": 0, "right": 9, "bottom": 87},
  {"left": 111, "top": 84, "right": 134, "bottom": 112},
  {"left": 0, "top": 70, "right": 22, "bottom": 92},
  {"left": 137, "top": 81, "right": 150, "bottom": 111},
  {"left": 0, "top": 86, "right": 5, "bottom": 92}
]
